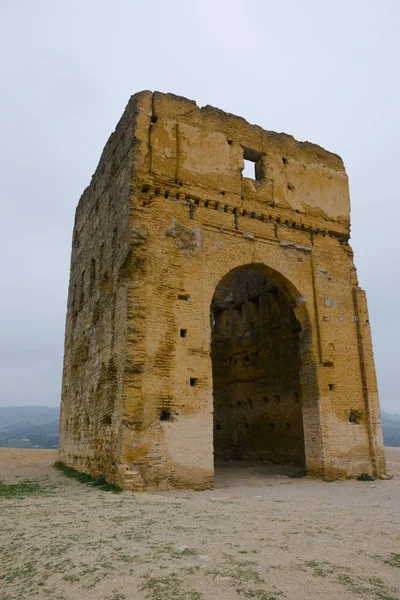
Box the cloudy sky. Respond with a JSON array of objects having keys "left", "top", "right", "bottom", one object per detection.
[{"left": 0, "top": 1, "right": 399, "bottom": 412}]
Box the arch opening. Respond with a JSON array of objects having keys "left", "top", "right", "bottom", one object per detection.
[{"left": 211, "top": 266, "right": 306, "bottom": 476}]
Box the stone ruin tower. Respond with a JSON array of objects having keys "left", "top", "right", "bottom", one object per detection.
[{"left": 59, "top": 91, "right": 386, "bottom": 490}]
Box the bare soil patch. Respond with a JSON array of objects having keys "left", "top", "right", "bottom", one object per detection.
[{"left": 1, "top": 448, "right": 399, "bottom": 600}]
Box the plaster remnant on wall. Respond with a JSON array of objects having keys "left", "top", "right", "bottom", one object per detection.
[
  {"left": 131, "top": 226, "right": 148, "bottom": 246},
  {"left": 242, "top": 233, "right": 255, "bottom": 240},
  {"left": 280, "top": 240, "right": 311, "bottom": 252},
  {"left": 318, "top": 267, "right": 332, "bottom": 280},
  {"left": 295, "top": 296, "right": 307, "bottom": 305},
  {"left": 324, "top": 297, "right": 336, "bottom": 308},
  {"left": 165, "top": 217, "right": 201, "bottom": 255}
]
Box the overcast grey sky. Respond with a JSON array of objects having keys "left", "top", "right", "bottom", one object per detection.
[{"left": 0, "top": 1, "right": 399, "bottom": 412}]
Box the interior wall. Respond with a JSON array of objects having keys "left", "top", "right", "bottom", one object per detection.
[{"left": 211, "top": 268, "right": 305, "bottom": 466}]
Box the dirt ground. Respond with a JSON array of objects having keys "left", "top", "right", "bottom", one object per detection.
[{"left": 0, "top": 448, "right": 399, "bottom": 600}]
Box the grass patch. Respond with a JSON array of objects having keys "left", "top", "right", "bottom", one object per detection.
[
  {"left": 0, "top": 480, "right": 49, "bottom": 499},
  {"left": 302, "top": 559, "right": 398, "bottom": 600},
  {"left": 356, "top": 472, "right": 375, "bottom": 481},
  {"left": 54, "top": 462, "right": 122, "bottom": 493},
  {"left": 105, "top": 591, "right": 127, "bottom": 600},
  {"left": 207, "top": 555, "right": 281, "bottom": 599},
  {"left": 385, "top": 553, "right": 400, "bottom": 568},
  {"left": 337, "top": 573, "right": 399, "bottom": 600},
  {"left": 304, "top": 560, "right": 333, "bottom": 578},
  {"left": 243, "top": 591, "right": 279, "bottom": 599},
  {"left": 62, "top": 574, "right": 80, "bottom": 582},
  {"left": 140, "top": 573, "right": 202, "bottom": 600},
  {"left": 171, "top": 546, "right": 198, "bottom": 559},
  {"left": 0, "top": 560, "right": 38, "bottom": 584},
  {"left": 148, "top": 543, "right": 198, "bottom": 562}
]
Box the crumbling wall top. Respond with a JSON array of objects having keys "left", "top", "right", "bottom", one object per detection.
[
  {"left": 75, "top": 90, "right": 350, "bottom": 232},
  {"left": 134, "top": 91, "right": 350, "bottom": 227}
]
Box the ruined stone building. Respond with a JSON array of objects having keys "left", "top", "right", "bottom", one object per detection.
[{"left": 59, "top": 91, "right": 386, "bottom": 490}]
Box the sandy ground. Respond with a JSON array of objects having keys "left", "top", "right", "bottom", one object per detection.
[{"left": 0, "top": 448, "right": 399, "bottom": 600}]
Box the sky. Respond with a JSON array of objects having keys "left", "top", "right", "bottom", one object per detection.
[{"left": 0, "top": 0, "right": 399, "bottom": 413}]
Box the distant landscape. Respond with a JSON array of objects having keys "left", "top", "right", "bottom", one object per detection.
[
  {"left": 0, "top": 406, "right": 59, "bottom": 449},
  {"left": 381, "top": 410, "right": 400, "bottom": 447},
  {"left": 0, "top": 405, "right": 399, "bottom": 450}
]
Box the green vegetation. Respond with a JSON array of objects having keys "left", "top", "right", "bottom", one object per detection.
[
  {"left": 0, "top": 406, "right": 59, "bottom": 448},
  {"left": 356, "top": 473, "right": 375, "bottom": 481},
  {"left": 153, "top": 544, "right": 198, "bottom": 559},
  {"left": 302, "top": 559, "right": 399, "bottom": 599},
  {"left": 207, "top": 555, "right": 280, "bottom": 599},
  {"left": 5, "top": 438, "right": 33, "bottom": 448},
  {"left": 0, "top": 480, "right": 50, "bottom": 499},
  {"left": 304, "top": 560, "right": 336, "bottom": 578},
  {"left": 105, "top": 591, "right": 127, "bottom": 600},
  {"left": 140, "top": 573, "right": 202, "bottom": 600},
  {"left": 26, "top": 435, "right": 58, "bottom": 448},
  {"left": 385, "top": 553, "right": 400, "bottom": 568},
  {"left": 0, "top": 435, "right": 58, "bottom": 449},
  {"left": 54, "top": 461, "right": 122, "bottom": 493}
]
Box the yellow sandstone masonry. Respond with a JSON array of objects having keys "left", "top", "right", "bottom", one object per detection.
[{"left": 59, "top": 91, "right": 386, "bottom": 490}]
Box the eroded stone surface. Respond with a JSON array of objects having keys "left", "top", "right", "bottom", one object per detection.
[{"left": 59, "top": 91, "right": 386, "bottom": 490}]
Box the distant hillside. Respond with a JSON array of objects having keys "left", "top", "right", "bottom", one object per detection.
[
  {"left": 382, "top": 411, "right": 400, "bottom": 447},
  {"left": 382, "top": 410, "right": 400, "bottom": 422},
  {"left": 0, "top": 406, "right": 59, "bottom": 449},
  {"left": 0, "top": 406, "right": 59, "bottom": 428}
]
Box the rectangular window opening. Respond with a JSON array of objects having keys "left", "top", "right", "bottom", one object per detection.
[
  {"left": 243, "top": 158, "right": 256, "bottom": 179},
  {"left": 190, "top": 378, "right": 198, "bottom": 387},
  {"left": 242, "top": 147, "right": 264, "bottom": 180}
]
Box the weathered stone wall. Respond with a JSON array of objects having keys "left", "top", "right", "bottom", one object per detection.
[
  {"left": 59, "top": 94, "right": 146, "bottom": 481},
  {"left": 59, "top": 90, "right": 386, "bottom": 490},
  {"left": 212, "top": 269, "right": 304, "bottom": 465}
]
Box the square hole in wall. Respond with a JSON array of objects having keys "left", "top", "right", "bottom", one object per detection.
[
  {"left": 242, "top": 147, "right": 265, "bottom": 180},
  {"left": 160, "top": 410, "right": 171, "bottom": 421},
  {"left": 349, "top": 409, "right": 362, "bottom": 424},
  {"left": 243, "top": 158, "right": 256, "bottom": 179},
  {"left": 180, "top": 329, "right": 187, "bottom": 338},
  {"left": 190, "top": 378, "right": 198, "bottom": 387}
]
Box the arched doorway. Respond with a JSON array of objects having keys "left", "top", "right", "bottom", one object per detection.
[{"left": 211, "top": 266, "right": 306, "bottom": 474}]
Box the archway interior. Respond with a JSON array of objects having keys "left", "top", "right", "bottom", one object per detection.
[{"left": 211, "top": 267, "right": 306, "bottom": 469}]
